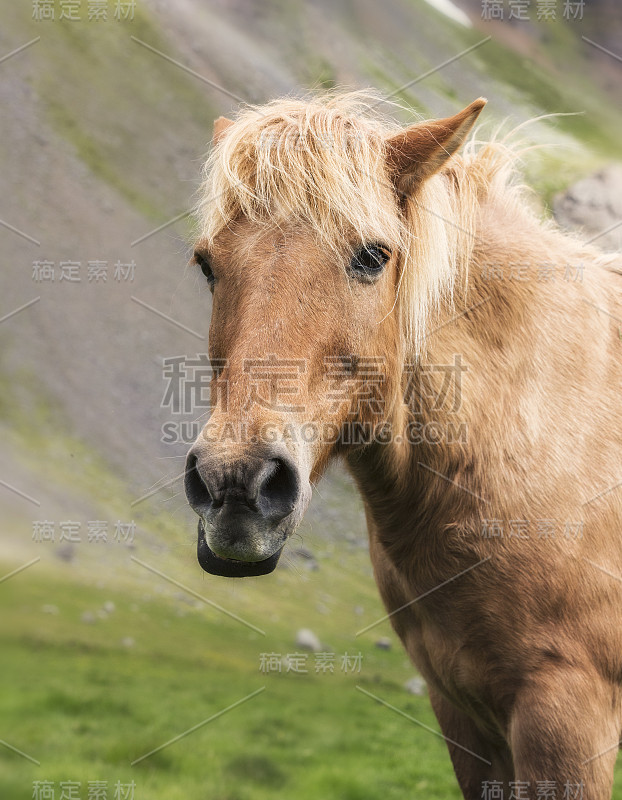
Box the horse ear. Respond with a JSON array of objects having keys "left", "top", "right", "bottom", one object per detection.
[
  {"left": 386, "top": 98, "right": 486, "bottom": 195},
  {"left": 212, "top": 116, "right": 234, "bottom": 145}
]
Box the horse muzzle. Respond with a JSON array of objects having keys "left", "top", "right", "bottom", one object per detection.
[
  {"left": 185, "top": 443, "right": 306, "bottom": 578},
  {"left": 196, "top": 519, "right": 284, "bottom": 577}
]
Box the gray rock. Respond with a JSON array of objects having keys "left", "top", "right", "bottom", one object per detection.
[
  {"left": 375, "top": 637, "right": 392, "bottom": 650},
  {"left": 553, "top": 164, "right": 622, "bottom": 251},
  {"left": 404, "top": 676, "right": 426, "bottom": 695},
  {"left": 55, "top": 544, "right": 75, "bottom": 563},
  {"left": 81, "top": 611, "right": 96, "bottom": 624},
  {"left": 174, "top": 591, "right": 196, "bottom": 606},
  {"left": 292, "top": 546, "right": 319, "bottom": 571},
  {"left": 295, "top": 627, "right": 322, "bottom": 652}
]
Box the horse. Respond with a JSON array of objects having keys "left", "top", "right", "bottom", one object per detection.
[{"left": 184, "top": 91, "right": 622, "bottom": 799}]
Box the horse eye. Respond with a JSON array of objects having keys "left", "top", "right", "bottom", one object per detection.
[
  {"left": 194, "top": 252, "right": 215, "bottom": 288},
  {"left": 350, "top": 244, "right": 391, "bottom": 279}
]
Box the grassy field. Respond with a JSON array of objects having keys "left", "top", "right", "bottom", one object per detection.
[{"left": 1, "top": 550, "right": 461, "bottom": 800}]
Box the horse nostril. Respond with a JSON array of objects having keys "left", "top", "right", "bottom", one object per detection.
[
  {"left": 257, "top": 457, "right": 300, "bottom": 520},
  {"left": 184, "top": 451, "right": 220, "bottom": 513},
  {"left": 185, "top": 446, "right": 300, "bottom": 522}
]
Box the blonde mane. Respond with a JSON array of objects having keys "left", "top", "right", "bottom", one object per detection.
[{"left": 195, "top": 90, "right": 537, "bottom": 352}]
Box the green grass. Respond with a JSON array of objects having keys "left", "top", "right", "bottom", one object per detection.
[
  {"left": 0, "top": 557, "right": 457, "bottom": 800},
  {"left": 5, "top": 548, "right": 622, "bottom": 799}
]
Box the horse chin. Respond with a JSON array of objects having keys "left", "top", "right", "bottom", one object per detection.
[{"left": 196, "top": 520, "right": 284, "bottom": 577}]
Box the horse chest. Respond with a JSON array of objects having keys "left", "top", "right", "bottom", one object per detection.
[
  {"left": 372, "top": 560, "right": 492, "bottom": 714},
  {"left": 412, "top": 618, "right": 485, "bottom": 702},
  {"left": 403, "top": 605, "right": 486, "bottom": 703}
]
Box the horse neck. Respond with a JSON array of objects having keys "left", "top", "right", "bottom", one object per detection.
[{"left": 345, "top": 193, "right": 559, "bottom": 563}]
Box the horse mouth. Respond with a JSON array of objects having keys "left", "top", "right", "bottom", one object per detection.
[{"left": 196, "top": 521, "right": 283, "bottom": 577}]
